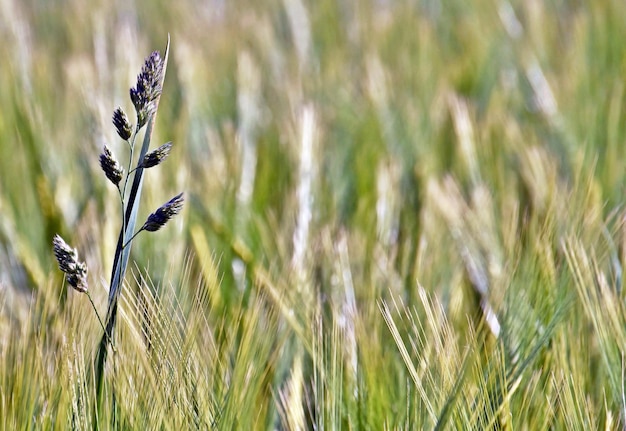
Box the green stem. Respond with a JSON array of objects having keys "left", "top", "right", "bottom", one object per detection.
[
  {"left": 94, "top": 127, "right": 140, "bottom": 428},
  {"left": 122, "top": 227, "right": 144, "bottom": 249},
  {"left": 86, "top": 291, "right": 117, "bottom": 354},
  {"left": 122, "top": 128, "right": 139, "bottom": 200},
  {"left": 110, "top": 127, "right": 140, "bottom": 340}
]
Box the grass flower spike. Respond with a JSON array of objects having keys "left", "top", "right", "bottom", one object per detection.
[
  {"left": 99, "top": 145, "right": 124, "bottom": 187},
  {"left": 142, "top": 192, "right": 184, "bottom": 232},
  {"left": 112, "top": 107, "right": 132, "bottom": 140},
  {"left": 52, "top": 234, "right": 111, "bottom": 350},
  {"left": 130, "top": 51, "right": 164, "bottom": 129},
  {"left": 51, "top": 37, "right": 178, "bottom": 424},
  {"left": 140, "top": 142, "right": 172, "bottom": 168},
  {"left": 52, "top": 234, "right": 88, "bottom": 293},
  {"left": 122, "top": 193, "right": 184, "bottom": 247},
  {"left": 93, "top": 38, "right": 174, "bottom": 419}
]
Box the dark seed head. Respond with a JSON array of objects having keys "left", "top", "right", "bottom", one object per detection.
[
  {"left": 52, "top": 234, "right": 88, "bottom": 293},
  {"left": 130, "top": 51, "right": 164, "bottom": 129},
  {"left": 143, "top": 192, "right": 184, "bottom": 232},
  {"left": 53, "top": 234, "right": 77, "bottom": 273},
  {"left": 99, "top": 145, "right": 124, "bottom": 186},
  {"left": 141, "top": 142, "right": 172, "bottom": 169},
  {"left": 112, "top": 107, "right": 133, "bottom": 140},
  {"left": 66, "top": 260, "right": 88, "bottom": 293}
]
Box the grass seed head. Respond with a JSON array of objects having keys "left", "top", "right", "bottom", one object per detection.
[
  {"left": 112, "top": 107, "right": 132, "bottom": 140},
  {"left": 143, "top": 192, "right": 184, "bottom": 232},
  {"left": 99, "top": 145, "right": 124, "bottom": 186},
  {"left": 130, "top": 51, "right": 164, "bottom": 129},
  {"left": 141, "top": 142, "right": 172, "bottom": 168},
  {"left": 52, "top": 234, "right": 88, "bottom": 293},
  {"left": 66, "top": 261, "right": 88, "bottom": 293}
]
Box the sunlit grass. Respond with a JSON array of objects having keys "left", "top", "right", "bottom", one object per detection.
[{"left": 1, "top": 0, "right": 626, "bottom": 429}]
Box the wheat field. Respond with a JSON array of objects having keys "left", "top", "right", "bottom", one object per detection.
[{"left": 1, "top": 0, "right": 626, "bottom": 429}]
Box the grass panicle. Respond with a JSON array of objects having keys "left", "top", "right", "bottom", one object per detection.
[
  {"left": 142, "top": 192, "right": 184, "bottom": 232},
  {"left": 99, "top": 145, "right": 124, "bottom": 187},
  {"left": 52, "top": 36, "right": 183, "bottom": 427},
  {"left": 112, "top": 107, "right": 133, "bottom": 141},
  {"left": 93, "top": 37, "right": 179, "bottom": 425},
  {"left": 130, "top": 50, "right": 164, "bottom": 129},
  {"left": 52, "top": 234, "right": 88, "bottom": 293},
  {"left": 140, "top": 141, "right": 173, "bottom": 169}
]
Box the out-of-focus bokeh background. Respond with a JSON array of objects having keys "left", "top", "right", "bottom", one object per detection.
[{"left": 2, "top": 0, "right": 626, "bottom": 429}]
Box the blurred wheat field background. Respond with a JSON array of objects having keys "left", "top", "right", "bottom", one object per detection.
[{"left": 1, "top": 0, "right": 626, "bottom": 429}]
